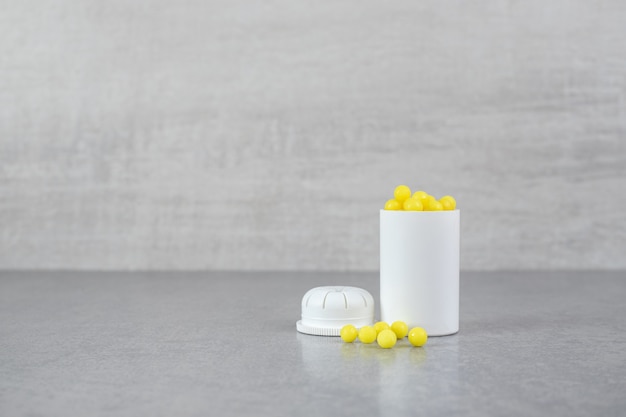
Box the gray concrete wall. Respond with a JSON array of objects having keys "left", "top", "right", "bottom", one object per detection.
[{"left": 1, "top": 0, "right": 625, "bottom": 270}]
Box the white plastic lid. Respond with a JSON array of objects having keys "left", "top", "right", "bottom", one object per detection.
[{"left": 296, "top": 286, "right": 375, "bottom": 336}]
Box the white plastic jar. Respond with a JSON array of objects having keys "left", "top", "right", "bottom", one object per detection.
[{"left": 379, "top": 209, "right": 460, "bottom": 336}]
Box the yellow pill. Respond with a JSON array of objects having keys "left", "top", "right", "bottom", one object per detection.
[
  {"left": 422, "top": 195, "right": 436, "bottom": 210},
  {"left": 340, "top": 324, "right": 358, "bottom": 343},
  {"left": 440, "top": 195, "right": 456, "bottom": 210},
  {"left": 358, "top": 326, "right": 377, "bottom": 344},
  {"left": 412, "top": 191, "right": 428, "bottom": 204},
  {"left": 394, "top": 185, "right": 412, "bottom": 203},
  {"left": 374, "top": 321, "right": 390, "bottom": 335},
  {"left": 427, "top": 200, "right": 443, "bottom": 211},
  {"left": 377, "top": 329, "right": 397, "bottom": 349},
  {"left": 403, "top": 198, "right": 423, "bottom": 211},
  {"left": 384, "top": 199, "right": 402, "bottom": 211},
  {"left": 440, "top": 198, "right": 454, "bottom": 211},
  {"left": 390, "top": 321, "right": 409, "bottom": 339},
  {"left": 408, "top": 327, "right": 428, "bottom": 347}
]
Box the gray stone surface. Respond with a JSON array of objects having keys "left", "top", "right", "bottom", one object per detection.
[
  {"left": 1, "top": 1, "right": 626, "bottom": 271},
  {"left": 1, "top": 270, "right": 625, "bottom": 416}
]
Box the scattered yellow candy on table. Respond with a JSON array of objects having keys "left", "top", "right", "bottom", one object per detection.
[
  {"left": 340, "top": 324, "right": 358, "bottom": 343},
  {"left": 390, "top": 321, "right": 409, "bottom": 339},
  {"left": 403, "top": 198, "right": 423, "bottom": 211},
  {"left": 376, "top": 329, "right": 397, "bottom": 349},
  {"left": 394, "top": 185, "right": 412, "bottom": 203},
  {"left": 358, "top": 326, "right": 377, "bottom": 344},
  {"left": 384, "top": 199, "right": 402, "bottom": 211},
  {"left": 374, "top": 321, "right": 390, "bottom": 335},
  {"left": 338, "top": 321, "right": 427, "bottom": 349},
  {"left": 408, "top": 327, "right": 428, "bottom": 347}
]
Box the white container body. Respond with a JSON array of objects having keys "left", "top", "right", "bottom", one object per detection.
[{"left": 380, "top": 209, "right": 460, "bottom": 336}]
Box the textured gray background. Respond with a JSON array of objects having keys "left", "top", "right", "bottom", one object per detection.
[{"left": 1, "top": 0, "right": 625, "bottom": 271}]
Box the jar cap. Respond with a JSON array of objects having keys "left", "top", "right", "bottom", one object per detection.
[{"left": 296, "top": 286, "right": 375, "bottom": 336}]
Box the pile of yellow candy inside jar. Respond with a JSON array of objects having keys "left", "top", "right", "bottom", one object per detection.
[
  {"left": 384, "top": 185, "right": 457, "bottom": 211},
  {"left": 340, "top": 321, "right": 428, "bottom": 349}
]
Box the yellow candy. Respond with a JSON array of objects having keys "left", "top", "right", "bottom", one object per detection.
[
  {"left": 422, "top": 195, "right": 436, "bottom": 210},
  {"left": 412, "top": 191, "right": 429, "bottom": 205},
  {"left": 408, "top": 327, "right": 428, "bottom": 347},
  {"left": 394, "top": 185, "right": 412, "bottom": 203},
  {"left": 384, "top": 199, "right": 402, "bottom": 211},
  {"left": 377, "top": 329, "right": 397, "bottom": 349},
  {"left": 440, "top": 198, "right": 454, "bottom": 211},
  {"left": 403, "top": 198, "right": 423, "bottom": 211},
  {"left": 358, "top": 326, "right": 377, "bottom": 344},
  {"left": 340, "top": 324, "right": 358, "bottom": 343},
  {"left": 387, "top": 188, "right": 456, "bottom": 212},
  {"left": 427, "top": 200, "right": 443, "bottom": 211},
  {"left": 390, "top": 321, "right": 409, "bottom": 339},
  {"left": 440, "top": 195, "right": 456, "bottom": 210},
  {"left": 374, "top": 321, "right": 390, "bottom": 335}
]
